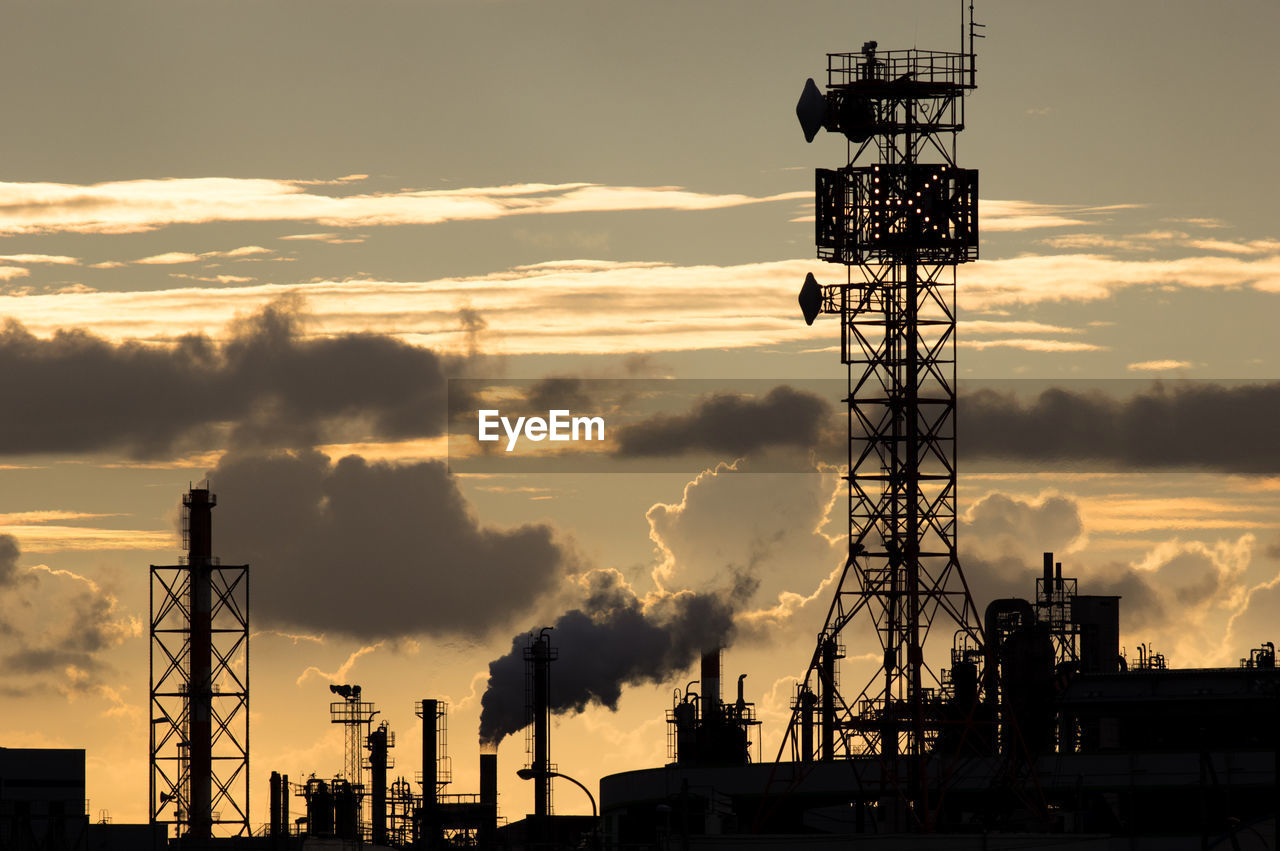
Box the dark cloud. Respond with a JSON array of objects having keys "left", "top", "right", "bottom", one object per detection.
[
  {"left": 522, "top": 377, "right": 593, "bottom": 415},
  {"left": 208, "top": 450, "right": 568, "bottom": 640},
  {"left": 478, "top": 569, "right": 743, "bottom": 746},
  {"left": 963, "top": 492, "right": 1084, "bottom": 556},
  {"left": 960, "top": 551, "right": 1165, "bottom": 634},
  {"left": 614, "top": 386, "right": 834, "bottom": 458},
  {"left": 0, "top": 534, "right": 133, "bottom": 691},
  {"left": 958, "top": 553, "right": 1044, "bottom": 612},
  {"left": 958, "top": 492, "right": 1087, "bottom": 608},
  {"left": 1086, "top": 565, "right": 1164, "bottom": 632},
  {"left": 960, "top": 382, "right": 1280, "bottom": 473},
  {"left": 0, "top": 299, "right": 453, "bottom": 457},
  {"left": 603, "top": 379, "right": 1280, "bottom": 472},
  {"left": 956, "top": 491, "right": 1171, "bottom": 634}
]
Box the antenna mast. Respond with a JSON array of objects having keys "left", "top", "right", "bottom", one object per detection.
[{"left": 790, "top": 8, "right": 986, "bottom": 830}]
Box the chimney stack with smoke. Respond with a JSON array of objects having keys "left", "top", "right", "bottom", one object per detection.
[
  {"left": 525, "top": 628, "right": 556, "bottom": 818},
  {"left": 478, "top": 571, "right": 740, "bottom": 749}
]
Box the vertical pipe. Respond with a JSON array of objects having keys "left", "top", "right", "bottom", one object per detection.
[
  {"left": 799, "top": 686, "right": 815, "bottom": 762},
  {"left": 532, "top": 634, "right": 552, "bottom": 818},
  {"left": 268, "top": 767, "right": 281, "bottom": 834},
  {"left": 370, "top": 726, "right": 388, "bottom": 845},
  {"left": 1042, "top": 552, "right": 1053, "bottom": 598},
  {"left": 422, "top": 699, "right": 437, "bottom": 807},
  {"left": 270, "top": 772, "right": 281, "bottom": 838},
  {"left": 281, "top": 773, "right": 289, "bottom": 839},
  {"left": 821, "top": 637, "right": 837, "bottom": 761},
  {"left": 700, "top": 649, "right": 721, "bottom": 723},
  {"left": 186, "top": 488, "right": 214, "bottom": 840},
  {"left": 479, "top": 752, "right": 497, "bottom": 848}
]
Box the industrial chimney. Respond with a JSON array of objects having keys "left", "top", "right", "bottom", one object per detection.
[
  {"left": 149, "top": 485, "right": 250, "bottom": 840},
  {"left": 524, "top": 628, "right": 557, "bottom": 818}
]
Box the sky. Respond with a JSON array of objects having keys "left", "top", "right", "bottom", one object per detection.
[{"left": 2, "top": 0, "right": 1280, "bottom": 833}]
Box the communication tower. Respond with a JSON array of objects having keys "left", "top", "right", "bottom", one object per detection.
[{"left": 786, "top": 7, "right": 986, "bottom": 827}]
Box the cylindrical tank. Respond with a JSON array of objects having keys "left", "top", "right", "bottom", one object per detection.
[
  {"left": 305, "top": 778, "right": 333, "bottom": 837},
  {"left": 333, "top": 779, "right": 358, "bottom": 840},
  {"left": 673, "top": 696, "right": 698, "bottom": 765},
  {"left": 798, "top": 686, "right": 817, "bottom": 762},
  {"left": 1002, "top": 621, "right": 1056, "bottom": 756},
  {"left": 951, "top": 659, "right": 978, "bottom": 708}
]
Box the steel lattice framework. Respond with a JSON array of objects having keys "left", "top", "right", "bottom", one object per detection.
[
  {"left": 784, "top": 26, "right": 986, "bottom": 826},
  {"left": 150, "top": 488, "right": 250, "bottom": 842}
]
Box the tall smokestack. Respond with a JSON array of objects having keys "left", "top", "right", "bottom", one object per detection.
[
  {"left": 479, "top": 751, "right": 497, "bottom": 847},
  {"left": 185, "top": 487, "right": 215, "bottom": 840},
  {"left": 524, "top": 629, "right": 556, "bottom": 818},
  {"left": 700, "top": 648, "right": 721, "bottom": 722},
  {"left": 369, "top": 724, "right": 389, "bottom": 846},
  {"left": 422, "top": 699, "right": 438, "bottom": 807},
  {"left": 270, "top": 771, "right": 282, "bottom": 839},
  {"left": 151, "top": 485, "right": 249, "bottom": 838}
]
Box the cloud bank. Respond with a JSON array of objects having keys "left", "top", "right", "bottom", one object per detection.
[
  {"left": 0, "top": 299, "right": 453, "bottom": 456},
  {"left": 208, "top": 450, "right": 568, "bottom": 641},
  {"left": 0, "top": 177, "right": 806, "bottom": 236}
]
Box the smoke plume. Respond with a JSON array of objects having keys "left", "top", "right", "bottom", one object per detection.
[{"left": 477, "top": 569, "right": 743, "bottom": 746}]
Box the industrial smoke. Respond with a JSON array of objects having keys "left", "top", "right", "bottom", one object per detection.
[{"left": 477, "top": 570, "right": 742, "bottom": 745}]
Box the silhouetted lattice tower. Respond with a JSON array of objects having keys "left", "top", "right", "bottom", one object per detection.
[
  {"left": 150, "top": 486, "right": 250, "bottom": 841},
  {"left": 329, "top": 683, "right": 378, "bottom": 837},
  {"left": 787, "top": 7, "right": 986, "bottom": 826}
]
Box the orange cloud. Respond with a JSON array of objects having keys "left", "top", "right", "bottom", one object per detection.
[
  {"left": 1127, "top": 359, "right": 1193, "bottom": 372},
  {"left": 0, "top": 177, "right": 809, "bottom": 235},
  {"left": 981, "top": 200, "right": 1138, "bottom": 232},
  {"left": 960, "top": 338, "right": 1106, "bottom": 353}
]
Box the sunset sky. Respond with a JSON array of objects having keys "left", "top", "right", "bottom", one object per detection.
[{"left": 2, "top": 0, "right": 1280, "bottom": 832}]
